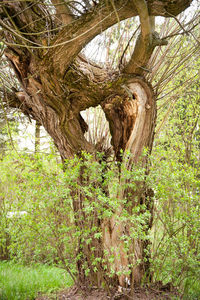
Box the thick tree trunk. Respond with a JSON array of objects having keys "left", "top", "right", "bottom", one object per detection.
[
  {"left": 101, "top": 77, "right": 156, "bottom": 287},
  {"left": 2, "top": 0, "right": 192, "bottom": 294},
  {"left": 5, "top": 47, "right": 156, "bottom": 290}
]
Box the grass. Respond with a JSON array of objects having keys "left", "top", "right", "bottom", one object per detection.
[{"left": 0, "top": 261, "right": 74, "bottom": 300}]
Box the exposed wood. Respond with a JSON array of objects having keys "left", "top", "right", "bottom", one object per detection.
[
  {"left": 102, "top": 77, "right": 156, "bottom": 162},
  {"left": 125, "top": 78, "right": 156, "bottom": 162},
  {"left": 102, "top": 90, "right": 138, "bottom": 161},
  {"left": 101, "top": 76, "right": 156, "bottom": 286},
  {"left": 0, "top": 0, "right": 195, "bottom": 290}
]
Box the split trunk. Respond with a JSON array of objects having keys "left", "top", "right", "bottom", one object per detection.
[{"left": 5, "top": 48, "right": 156, "bottom": 289}]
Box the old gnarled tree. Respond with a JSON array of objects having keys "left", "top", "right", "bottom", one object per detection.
[{"left": 0, "top": 0, "right": 194, "bottom": 294}]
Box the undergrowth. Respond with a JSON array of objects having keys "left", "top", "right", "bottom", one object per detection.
[{"left": 0, "top": 261, "right": 73, "bottom": 300}]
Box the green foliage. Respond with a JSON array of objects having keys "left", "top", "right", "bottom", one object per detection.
[
  {"left": 150, "top": 148, "right": 200, "bottom": 299},
  {"left": 0, "top": 151, "right": 75, "bottom": 273},
  {"left": 62, "top": 151, "right": 150, "bottom": 280},
  {"left": 0, "top": 53, "right": 199, "bottom": 296},
  {"left": 0, "top": 261, "right": 73, "bottom": 300},
  {"left": 0, "top": 132, "right": 199, "bottom": 298},
  {"left": 0, "top": 150, "right": 151, "bottom": 284},
  {"left": 0, "top": 110, "right": 19, "bottom": 157},
  {"left": 149, "top": 65, "right": 200, "bottom": 299}
]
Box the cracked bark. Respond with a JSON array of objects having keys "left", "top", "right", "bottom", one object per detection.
[{"left": 0, "top": 0, "right": 194, "bottom": 290}]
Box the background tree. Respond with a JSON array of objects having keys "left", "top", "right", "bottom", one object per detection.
[{"left": 0, "top": 0, "right": 199, "bottom": 295}]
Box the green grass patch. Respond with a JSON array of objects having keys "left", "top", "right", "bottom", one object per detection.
[{"left": 0, "top": 261, "right": 74, "bottom": 300}]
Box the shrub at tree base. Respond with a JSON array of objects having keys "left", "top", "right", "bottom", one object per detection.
[{"left": 0, "top": 150, "right": 199, "bottom": 298}]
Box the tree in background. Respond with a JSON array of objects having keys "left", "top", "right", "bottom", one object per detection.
[{"left": 0, "top": 0, "right": 199, "bottom": 294}]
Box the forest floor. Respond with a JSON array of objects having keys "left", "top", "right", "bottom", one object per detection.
[{"left": 36, "top": 284, "right": 181, "bottom": 299}]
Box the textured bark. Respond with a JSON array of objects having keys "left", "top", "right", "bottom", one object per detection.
[
  {"left": 102, "top": 77, "right": 156, "bottom": 161},
  {"left": 4, "top": 49, "right": 97, "bottom": 160},
  {"left": 101, "top": 77, "right": 156, "bottom": 287},
  {"left": 0, "top": 0, "right": 194, "bottom": 292}
]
